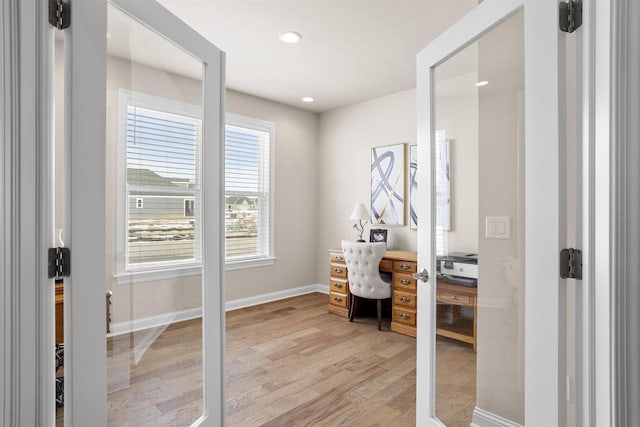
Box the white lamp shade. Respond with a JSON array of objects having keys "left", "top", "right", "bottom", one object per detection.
[{"left": 349, "top": 203, "right": 370, "bottom": 221}]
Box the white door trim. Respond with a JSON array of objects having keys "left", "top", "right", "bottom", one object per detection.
[
  {"left": 1, "top": 0, "right": 55, "bottom": 426},
  {"left": 576, "top": 0, "right": 597, "bottom": 425},
  {"left": 593, "top": 0, "right": 614, "bottom": 425},
  {"left": 522, "top": 0, "right": 567, "bottom": 423},
  {"left": 63, "top": 1, "right": 109, "bottom": 423},
  {"left": 0, "top": 3, "right": 19, "bottom": 425},
  {"left": 609, "top": 0, "right": 639, "bottom": 425}
]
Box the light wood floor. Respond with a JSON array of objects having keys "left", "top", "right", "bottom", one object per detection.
[{"left": 57, "top": 292, "right": 476, "bottom": 426}]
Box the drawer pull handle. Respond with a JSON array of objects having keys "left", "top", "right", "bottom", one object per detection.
[
  {"left": 334, "top": 268, "right": 344, "bottom": 274},
  {"left": 400, "top": 296, "right": 411, "bottom": 303},
  {"left": 334, "top": 297, "right": 342, "bottom": 302},
  {"left": 335, "top": 255, "right": 344, "bottom": 260},
  {"left": 400, "top": 279, "right": 410, "bottom": 285},
  {"left": 335, "top": 283, "right": 343, "bottom": 289},
  {"left": 400, "top": 264, "right": 410, "bottom": 270},
  {"left": 400, "top": 313, "right": 411, "bottom": 320}
]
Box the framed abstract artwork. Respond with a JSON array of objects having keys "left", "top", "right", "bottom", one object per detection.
[
  {"left": 409, "top": 145, "right": 418, "bottom": 229},
  {"left": 371, "top": 143, "right": 405, "bottom": 225}
]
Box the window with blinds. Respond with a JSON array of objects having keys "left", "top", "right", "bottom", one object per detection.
[
  {"left": 225, "top": 115, "right": 273, "bottom": 263},
  {"left": 125, "top": 103, "right": 202, "bottom": 269}
]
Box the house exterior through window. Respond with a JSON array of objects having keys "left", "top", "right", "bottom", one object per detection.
[
  {"left": 116, "top": 92, "right": 275, "bottom": 279},
  {"left": 117, "top": 90, "right": 202, "bottom": 279},
  {"left": 225, "top": 114, "right": 275, "bottom": 268}
]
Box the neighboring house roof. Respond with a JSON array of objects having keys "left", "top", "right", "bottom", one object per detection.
[
  {"left": 226, "top": 196, "right": 256, "bottom": 206},
  {"left": 127, "top": 168, "right": 193, "bottom": 188}
]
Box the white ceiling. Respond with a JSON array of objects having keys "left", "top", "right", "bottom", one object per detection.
[{"left": 153, "top": 0, "right": 478, "bottom": 112}]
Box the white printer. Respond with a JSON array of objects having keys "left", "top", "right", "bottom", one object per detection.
[{"left": 436, "top": 253, "right": 478, "bottom": 287}]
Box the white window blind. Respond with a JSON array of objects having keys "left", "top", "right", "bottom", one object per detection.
[
  {"left": 125, "top": 105, "right": 202, "bottom": 269},
  {"left": 435, "top": 129, "right": 448, "bottom": 256},
  {"left": 225, "top": 118, "right": 273, "bottom": 262}
]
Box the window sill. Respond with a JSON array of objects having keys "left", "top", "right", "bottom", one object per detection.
[
  {"left": 113, "top": 257, "right": 276, "bottom": 284},
  {"left": 225, "top": 257, "right": 276, "bottom": 271},
  {"left": 114, "top": 264, "right": 201, "bottom": 285}
]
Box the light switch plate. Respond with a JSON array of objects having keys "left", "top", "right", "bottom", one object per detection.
[{"left": 485, "top": 216, "right": 510, "bottom": 239}]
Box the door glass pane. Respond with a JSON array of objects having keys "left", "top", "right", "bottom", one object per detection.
[
  {"left": 106, "top": 4, "right": 204, "bottom": 424},
  {"left": 433, "top": 9, "right": 524, "bottom": 426}
]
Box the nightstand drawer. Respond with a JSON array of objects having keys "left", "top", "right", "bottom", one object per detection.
[
  {"left": 394, "top": 260, "right": 417, "bottom": 273},
  {"left": 394, "top": 273, "right": 417, "bottom": 292},
  {"left": 437, "top": 291, "right": 472, "bottom": 306},
  {"left": 330, "top": 252, "right": 346, "bottom": 263},
  {"left": 393, "top": 290, "right": 416, "bottom": 308},
  {"left": 330, "top": 279, "right": 348, "bottom": 293},
  {"left": 330, "top": 264, "right": 347, "bottom": 278},
  {"left": 329, "top": 292, "right": 348, "bottom": 308},
  {"left": 393, "top": 307, "right": 416, "bottom": 326}
]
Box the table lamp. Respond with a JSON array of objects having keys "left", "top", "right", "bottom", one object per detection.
[{"left": 349, "top": 203, "right": 370, "bottom": 242}]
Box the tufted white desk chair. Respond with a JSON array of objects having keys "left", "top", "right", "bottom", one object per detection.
[{"left": 341, "top": 240, "right": 392, "bottom": 331}]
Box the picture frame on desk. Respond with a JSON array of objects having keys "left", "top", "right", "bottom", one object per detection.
[{"left": 369, "top": 228, "right": 387, "bottom": 245}]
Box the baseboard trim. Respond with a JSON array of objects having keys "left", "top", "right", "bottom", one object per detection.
[
  {"left": 108, "top": 284, "right": 330, "bottom": 336},
  {"left": 108, "top": 307, "right": 202, "bottom": 337},
  {"left": 225, "top": 284, "right": 329, "bottom": 311},
  {"left": 471, "top": 407, "right": 523, "bottom": 427}
]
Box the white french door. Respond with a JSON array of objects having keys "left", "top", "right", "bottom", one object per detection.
[
  {"left": 416, "top": 0, "right": 570, "bottom": 426},
  {"left": 63, "top": 1, "right": 225, "bottom": 425}
]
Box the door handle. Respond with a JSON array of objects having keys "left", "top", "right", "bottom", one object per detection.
[{"left": 413, "top": 268, "right": 429, "bottom": 282}]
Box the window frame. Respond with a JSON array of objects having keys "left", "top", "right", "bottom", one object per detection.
[
  {"left": 114, "top": 89, "right": 203, "bottom": 284},
  {"left": 224, "top": 113, "right": 276, "bottom": 270}
]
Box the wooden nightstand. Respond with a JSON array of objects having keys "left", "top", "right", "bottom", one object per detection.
[{"left": 328, "top": 251, "right": 349, "bottom": 317}]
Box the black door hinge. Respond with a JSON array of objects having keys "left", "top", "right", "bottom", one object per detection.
[
  {"left": 48, "top": 247, "right": 70, "bottom": 278},
  {"left": 560, "top": 248, "right": 582, "bottom": 280},
  {"left": 48, "top": 0, "right": 70, "bottom": 30},
  {"left": 559, "top": 0, "right": 582, "bottom": 33}
]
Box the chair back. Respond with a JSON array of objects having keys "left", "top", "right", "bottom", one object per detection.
[{"left": 341, "top": 240, "right": 392, "bottom": 300}]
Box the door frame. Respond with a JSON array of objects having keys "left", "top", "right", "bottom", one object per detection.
[{"left": 1, "top": 0, "right": 55, "bottom": 425}]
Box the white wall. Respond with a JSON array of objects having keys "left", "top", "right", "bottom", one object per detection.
[{"left": 316, "top": 89, "right": 417, "bottom": 285}]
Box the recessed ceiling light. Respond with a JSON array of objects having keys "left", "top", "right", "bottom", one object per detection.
[
  {"left": 279, "top": 31, "right": 302, "bottom": 44},
  {"left": 475, "top": 80, "right": 489, "bottom": 87},
  {"left": 301, "top": 97, "right": 315, "bottom": 103}
]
